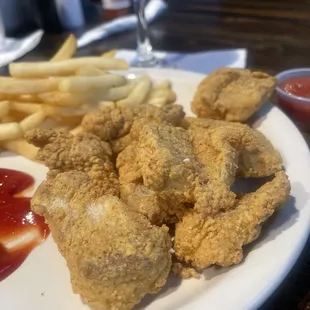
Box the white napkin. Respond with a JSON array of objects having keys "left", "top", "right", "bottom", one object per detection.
[
  {"left": 0, "top": 0, "right": 164, "bottom": 67},
  {"left": 0, "top": 30, "right": 43, "bottom": 68},
  {"left": 116, "top": 49, "right": 247, "bottom": 73}
]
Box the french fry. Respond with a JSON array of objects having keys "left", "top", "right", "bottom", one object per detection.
[
  {"left": 0, "top": 77, "right": 59, "bottom": 94},
  {"left": 20, "top": 111, "right": 46, "bottom": 132},
  {"left": 0, "top": 94, "right": 43, "bottom": 102},
  {"left": 147, "top": 97, "right": 167, "bottom": 107},
  {"left": 101, "top": 82, "right": 137, "bottom": 102},
  {"left": 10, "top": 102, "right": 42, "bottom": 114},
  {"left": 42, "top": 104, "right": 95, "bottom": 118},
  {"left": 145, "top": 82, "right": 177, "bottom": 106},
  {"left": 98, "top": 101, "right": 116, "bottom": 110},
  {"left": 1, "top": 115, "right": 18, "bottom": 123},
  {"left": 0, "top": 122, "right": 23, "bottom": 141},
  {"left": 39, "top": 91, "right": 84, "bottom": 107},
  {"left": 155, "top": 80, "right": 172, "bottom": 89},
  {"left": 76, "top": 66, "right": 106, "bottom": 76},
  {"left": 9, "top": 57, "right": 129, "bottom": 78},
  {"left": 52, "top": 126, "right": 73, "bottom": 132},
  {"left": 1, "top": 139, "right": 38, "bottom": 160},
  {"left": 116, "top": 76, "right": 151, "bottom": 108},
  {"left": 39, "top": 90, "right": 104, "bottom": 107},
  {"left": 102, "top": 49, "right": 117, "bottom": 58},
  {"left": 59, "top": 74, "right": 126, "bottom": 92},
  {"left": 167, "top": 89, "right": 177, "bottom": 103},
  {"left": 0, "top": 94, "right": 13, "bottom": 101},
  {"left": 50, "top": 34, "right": 77, "bottom": 62},
  {"left": 0, "top": 101, "right": 9, "bottom": 118},
  {"left": 40, "top": 83, "right": 134, "bottom": 106},
  {"left": 149, "top": 88, "right": 177, "bottom": 103},
  {"left": 18, "top": 94, "right": 43, "bottom": 103},
  {"left": 70, "top": 125, "right": 84, "bottom": 135}
]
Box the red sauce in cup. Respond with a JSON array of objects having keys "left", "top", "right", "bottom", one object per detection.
[
  {"left": 277, "top": 76, "right": 310, "bottom": 132},
  {"left": 0, "top": 168, "right": 49, "bottom": 282},
  {"left": 280, "top": 77, "right": 310, "bottom": 98}
]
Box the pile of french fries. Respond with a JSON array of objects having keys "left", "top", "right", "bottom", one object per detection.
[{"left": 0, "top": 34, "right": 176, "bottom": 160}]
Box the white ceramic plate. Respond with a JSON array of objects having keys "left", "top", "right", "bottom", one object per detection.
[{"left": 1, "top": 68, "right": 310, "bottom": 310}]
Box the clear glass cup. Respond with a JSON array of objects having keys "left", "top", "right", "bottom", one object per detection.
[
  {"left": 0, "top": 10, "right": 5, "bottom": 50},
  {"left": 132, "top": 0, "right": 158, "bottom": 67}
]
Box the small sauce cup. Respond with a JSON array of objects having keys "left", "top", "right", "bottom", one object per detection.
[{"left": 275, "top": 68, "right": 310, "bottom": 132}]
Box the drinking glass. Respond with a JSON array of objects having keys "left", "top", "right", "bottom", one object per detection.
[
  {"left": 0, "top": 10, "right": 5, "bottom": 50},
  {"left": 132, "top": 0, "right": 158, "bottom": 67}
]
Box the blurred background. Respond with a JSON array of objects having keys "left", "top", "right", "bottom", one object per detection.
[
  {"left": 1, "top": 0, "right": 309, "bottom": 74},
  {"left": 3, "top": 0, "right": 308, "bottom": 35},
  {"left": 0, "top": 0, "right": 138, "bottom": 35}
]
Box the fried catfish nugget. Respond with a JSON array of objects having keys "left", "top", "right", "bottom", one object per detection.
[
  {"left": 27, "top": 129, "right": 116, "bottom": 183},
  {"left": 117, "top": 123, "right": 235, "bottom": 224},
  {"left": 26, "top": 129, "right": 172, "bottom": 310},
  {"left": 174, "top": 171, "right": 290, "bottom": 268},
  {"left": 82, "top": 104, "right": 185, "bottom": 154},
  {"left": 191, "top": 68, "right": 277, "bottom": 122},
  {"left": 184, "top": 117, "right": 283, "bottom": 178}
]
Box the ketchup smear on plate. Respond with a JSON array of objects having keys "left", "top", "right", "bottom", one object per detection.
[
  {"left": 0, "top": 168, "right": 49, "bottom": 282},
  {"left": 280, "top": 76, "right": 310, "bottom": 98}
]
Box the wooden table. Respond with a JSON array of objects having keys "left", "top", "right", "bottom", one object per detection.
[{"left": 16, "top": 1, "right": 310, "bottom": 309}]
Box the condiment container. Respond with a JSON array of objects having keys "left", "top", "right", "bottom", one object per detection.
[{"left": 275, "top": 68, "right": 310, "bottom": 132}]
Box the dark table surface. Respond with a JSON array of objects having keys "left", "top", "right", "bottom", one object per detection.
[{"left": 19, "top": 1, "right": 310, "bottom": 309}]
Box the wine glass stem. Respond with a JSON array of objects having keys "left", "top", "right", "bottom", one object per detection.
[{"left": 134, "top": 0, "right": 155, "bottom": 62}]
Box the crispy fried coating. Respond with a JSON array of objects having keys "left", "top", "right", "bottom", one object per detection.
[
  {"left": 117, "top": 123, "right": 235, "bottom": 224},
  {"left": 191, "top": 68, "right": 277, "bottom": 122},
  {"left": 20, "top": 63, "right": 295, "bottom": 310},
  {"left": 110, "top": 134, "right": 133, "bottom": 155},
  {"left": 184, "top": 117, "right": 283, "bottom": 178},
  {"left": 174, "top": 171, "right": 290, "bottom": 268},
  {"left": 171, "top": 262, "right": 200, "bottom": 279},
  {"left": 26, "top": 129, "right": 118, "bottom": 192},
  {"left": 33, "top": 185, "right": 171, "bottom": 310},
  {"left": 81, "top": 104, "right": 185, "bottom": 152},
  {"left": 81, "top": 106, "right": 134, "bottom": 141},
  {"left": 27, "top": 129, "right": 172, "bottom": 310}
]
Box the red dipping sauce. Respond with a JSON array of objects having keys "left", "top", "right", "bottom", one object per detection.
[
  {"left": 276, "top": 72, "right": 310, "bottom": 132},
  {"left": 280, "top": 77, "right": 310, "bottom": 98},
  {"left": 0, "top": 168, "right": 49, "bottom": 282}
]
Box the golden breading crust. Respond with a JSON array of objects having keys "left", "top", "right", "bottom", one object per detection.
[
  {"left": 26, "top": 129, "right": 172, "bottom": 310},
  {"left": 81, "top": 104, "right": 185, "bottom": 151},
  {"left": 174, "top": 171, "right": 290, "bottom": 268},
  {"left": 183, "top": 117, "right": 283, "bottom": 178},
  {"left": 191, "top": 68, "right": 276, "bottom": 122},
  {"left": 117, "top": 123, "right": 236, "bottom": 224},
  {"left": 26, "top": 91, "right": 291, "bottom": 305}
]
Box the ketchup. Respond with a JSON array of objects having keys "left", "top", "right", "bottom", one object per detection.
[
  {"left": 280, "top": 76, "right": 310, "bottom": 98},
  {"left": 0, "top": 168, "right": 49, "bottom": 282},
  {"left": 277, "top": 76, "right": 310, "bottom": 132}
]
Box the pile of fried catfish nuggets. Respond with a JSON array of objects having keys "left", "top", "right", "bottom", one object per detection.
[{"left": 26, "top": 68, "right": 290, "bottom": 310}]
